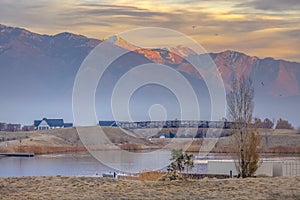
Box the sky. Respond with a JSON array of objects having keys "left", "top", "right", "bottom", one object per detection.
[{"left": 0, "top": 0, "right": 300, "bottom": 62}]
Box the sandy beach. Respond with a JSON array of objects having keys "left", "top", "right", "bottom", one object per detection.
[{"left": 0, "top": 176, "right": 299, "bottom": 199}]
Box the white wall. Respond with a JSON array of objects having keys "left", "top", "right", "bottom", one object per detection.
[
  {"left": 207, "top": 160, "right": 279, "bottom": 177},
  {"left": 207, "top": 160, "right": 238, "bottom": 176},
  {"left": 38, "top": 120, "right": 50, "bottom": 130}
]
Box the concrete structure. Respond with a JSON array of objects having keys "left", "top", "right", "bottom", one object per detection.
[{"left": 207, "top": 160, "right": 300, "bottom": 177}]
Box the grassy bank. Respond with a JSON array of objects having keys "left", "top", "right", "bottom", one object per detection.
[
  {"left": 0, "top": 176, "right": 299, "bottom": 199},
  {"left": 0, "top": 127, "right": 299, "bottom": 155}
]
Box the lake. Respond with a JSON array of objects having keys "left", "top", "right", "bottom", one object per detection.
[
  {"left": 0, "top": 151, "right": 209, "bottom": 177},
  {"left": 0, "top": 152, "right": 298, "bottom": 177}
]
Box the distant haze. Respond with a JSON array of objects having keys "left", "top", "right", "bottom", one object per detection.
[{"left": 0, "top": 24, "right": 299, "bottom": 127}]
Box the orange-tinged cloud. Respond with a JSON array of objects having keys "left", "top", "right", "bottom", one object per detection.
[
  {"left": 0, "top": 0, "right": 299, "bottom": 62},
  {"left": 213, "top": 13, "right": 246, "bottom": 20}
]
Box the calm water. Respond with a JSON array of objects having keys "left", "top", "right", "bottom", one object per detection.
[
  {"left": 0, "top": 151, "right": 206, "bottom": 177},
  {"left": 0, "top": 152, "right": 298, "bottom": 177},
  {"left": 0, "top": 153, "right": 112, "bottom": 177}
]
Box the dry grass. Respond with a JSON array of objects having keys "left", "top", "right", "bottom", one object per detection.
[
  {"left": 0, "top": 127, "right": 160, "bottom": 154},
  {"left": 118, "top": 143, "right": 143, "bottom": 151},
  {"left": 263, "top": 146, "right": 300, "bottom": 154},
  {"left": 0, "top": 145, "right": 87, "bottom": 154},
  {"left": 118, "top": 171, "right": 165, "bottom": 181},
  {"left": 0, "top": 176, "right": 299, "bottom": 199},
  {"left": 0, "top": 127, "right": 299, "bottom": 155},
  {"left": 137, "top": 171, "right": 165, "bottom": 181}
]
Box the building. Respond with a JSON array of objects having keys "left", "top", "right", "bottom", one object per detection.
[
  {"left": 34, "top": 118, "right": 73, "bottom": 130},
  {"left": 99, "top": 121, "right": 118, "bottom": 127},
  {"left": 22, "top": 125, "right": 35, "bottom": 131},
  {"left": 0, "top": 122, "right": 7, "bottom": 131},
  {"left": 0, "top": 122, "right": 24, "bottom": 132}
]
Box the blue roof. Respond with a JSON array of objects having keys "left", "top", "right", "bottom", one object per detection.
[
  {"left": 45, "top": 119, "right": 64, "bottom": 127},
  {"left": 34, "top": 120, "right": 42, "bottom": 127},
  {"left": 99, "top": 121, "right": 117, "bottom": 127},
  {"left": 63, "top": 123, "right": 73, "bottom": 127},
  {"left": 34, "top": 118, "right": 64, "bottom": 127}
]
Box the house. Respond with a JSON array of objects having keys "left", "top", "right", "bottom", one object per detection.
[{"left": 34, "top": 118, "right": 73, "bottom": 130}]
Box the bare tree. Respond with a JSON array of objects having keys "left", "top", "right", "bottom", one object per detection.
[
  {"left": 227, "top": 76, "right": 261, "bottom": 178},
  {"left": 275, "top": 118, "right": 294, "bottom": 130},
  {"left": 253, "top": 117, "right": 262, "bottom": 128},
  {"left": 261, "top": 118, "right": 274, "bottom": 129},
  {"left": 253, "top": 118, "right": 274, "bottom": 129}
]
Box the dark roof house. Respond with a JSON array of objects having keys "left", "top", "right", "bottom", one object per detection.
[{"left": 34, "top": 118, "right": 73, "bottom": 130}]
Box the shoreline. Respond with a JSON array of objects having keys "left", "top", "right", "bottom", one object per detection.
[
  {"left": 0, "top": 127, "right": 299, "bottom": 155},
  {"left": 1, "top": 146, "right": 300, "bottom": 155},
  {"left": 1, "top": 145, "right": 300, "bottom": 156}
]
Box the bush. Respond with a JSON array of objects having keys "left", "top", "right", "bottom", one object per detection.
[{"left": 165, "top": 149, "right": 194, "bottom": 180}]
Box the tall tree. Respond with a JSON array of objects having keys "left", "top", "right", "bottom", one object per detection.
[{"left": 227, "top": 76, "right": 261, "bottom": 178}]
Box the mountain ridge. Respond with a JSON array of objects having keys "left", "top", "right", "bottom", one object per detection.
[
  {"left": 2, "top": 23, "right": 299, "bottom": 63},
  {"left": 0, "top": 23, "right": 299, "bottom": 126}
]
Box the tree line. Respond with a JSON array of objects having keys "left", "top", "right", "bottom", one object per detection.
[{"left": 253, "top": 117, "right": 294, "bottom": 129}]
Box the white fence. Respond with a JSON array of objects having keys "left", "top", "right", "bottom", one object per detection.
[
  {"left": 282, "top": 161, "right": 300, "bottom": 176},
  {"left": 207, "top": 160, "right": 300, "bottom": 177}
]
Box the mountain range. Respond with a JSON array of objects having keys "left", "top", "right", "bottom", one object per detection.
[{"left": 0, "top": 24, "right": 299, "bottom": 127}]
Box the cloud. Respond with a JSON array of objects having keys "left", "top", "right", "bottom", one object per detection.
[
  {"left": 237, "top": 0, "right": 300, "bottom": 11},
  {"left": 285, "top": 29, "right": 300, "bottom": 38},
  {"left": 0, "top": 0, "right": 299, "bottom": 62},
  {"left": 70, "top": 4, "right": 164, "bottom": 18},
  {"left": 79, "top": 3, "right": 148, "bottom": 11}
]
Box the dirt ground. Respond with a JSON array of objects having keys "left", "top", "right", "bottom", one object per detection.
[{"left": 0, "top": 176, "right": 299, "bottom": 200}]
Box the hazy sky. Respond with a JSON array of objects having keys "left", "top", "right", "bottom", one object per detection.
[{"left": 0, "top": 0, "right": 300, "bottom": 62}]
